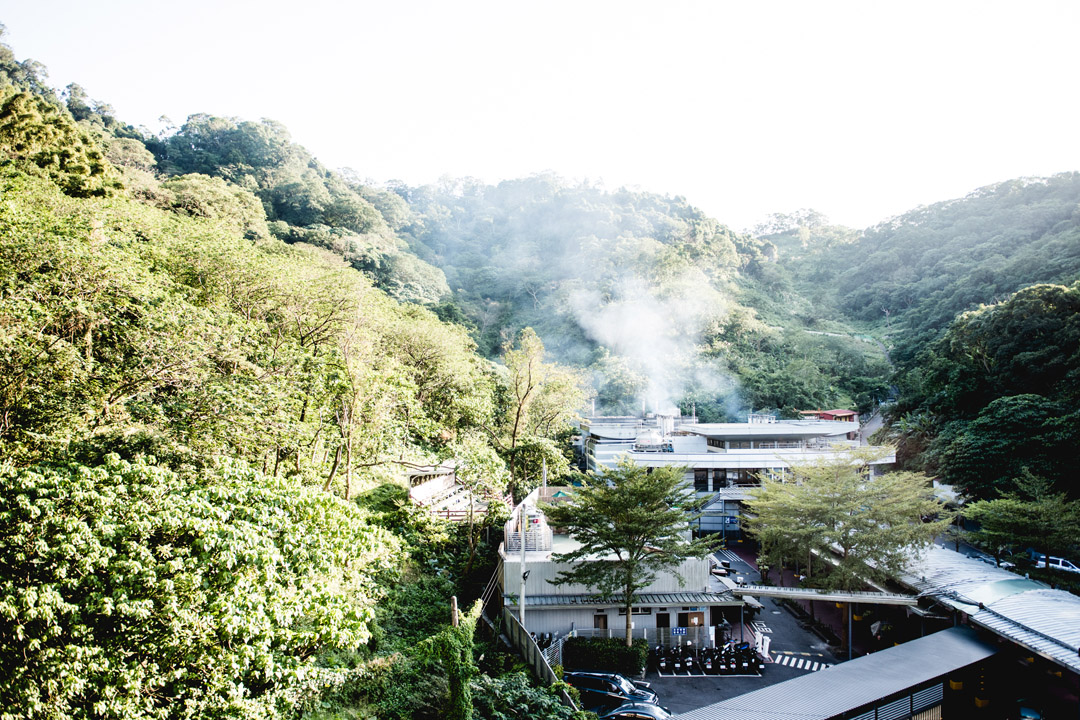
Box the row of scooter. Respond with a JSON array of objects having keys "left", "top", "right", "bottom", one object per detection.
[{"left": 651, "top": 641, "right": 765, "bottom": 676}]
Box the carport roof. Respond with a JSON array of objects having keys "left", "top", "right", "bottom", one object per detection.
[
  {"left": 899, "top": 545, "right": 1080, "bottom": 674},
  {"left": 675, "top": 627, "right": 997, "bottom": 720}
]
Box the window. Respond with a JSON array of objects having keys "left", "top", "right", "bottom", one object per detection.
[
  {"left": 712, "top": 469, "right": 727, "bottom": 491},
  {"left": 694, "top": 468, "right": 709, "bottom": 491},
  {"left": 618, "top": 606, "right": 652, "bottom": 615},
  {"left": 729, "top": 440, "right": 752, "bottom": 449}
]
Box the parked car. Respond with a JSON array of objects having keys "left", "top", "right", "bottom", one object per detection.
[
  {"left": 1034, "top": 554, "right": 1080, "bottom": 574},
  {"left": 598, "top": 701, "right": 672, "bottom": 720},
  {"left": 563, "top": 671, "right": 659, "bottom": 710}
]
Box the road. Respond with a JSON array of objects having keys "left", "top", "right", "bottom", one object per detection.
[{"left": 643, "top": 548, "right": 840, "bottom": 715}]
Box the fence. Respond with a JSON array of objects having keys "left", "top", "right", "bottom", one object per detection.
[
  {"left": 500, "top": 607, "right": 577, "bottom": 710},
  {"left": 572, "top": 625, "right": 720, "bottom": 649}
]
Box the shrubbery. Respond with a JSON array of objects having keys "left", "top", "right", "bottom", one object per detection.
[{"left": 561, "top": 637, "right": 649, "bottom": 676}]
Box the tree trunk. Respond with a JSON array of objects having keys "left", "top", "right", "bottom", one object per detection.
[
  {"left": 324, "top": 444, "right": 342, "bottom": 492},
  {"left": 344, "top": 432, "right": 353, "bottom": 500}
]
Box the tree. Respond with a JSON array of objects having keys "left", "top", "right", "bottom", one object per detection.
[
  {"left": 541, "top": 460, "right": 719, "bottom": 646},
  {"left": 965, "top": 469, "right": 1080, "bottom": 563},
  {"left": 745, "top": 448, "right": 951, "bottom": 653},
  {"left": 748, "top": 449, "right": 949, "bottom": 589},
  {"left": 0, "top": 456, "right": 402, "bottom": 720},
  {"left": 492, "top": 328, "right": 590, "bottom": 499}
]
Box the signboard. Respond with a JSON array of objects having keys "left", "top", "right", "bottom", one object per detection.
[{"left": 671, "top": 627, "right": 687, "bottom": 635}]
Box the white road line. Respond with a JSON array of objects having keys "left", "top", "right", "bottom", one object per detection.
[
  {"left": 810, "top": 662, "right": 820, "bottom": 671},
  {"left": 780, "top": 655, "right": 790, "bottom": 666},
  {"left": 795, "top": 658, "right": 805, "bottom": 669}
]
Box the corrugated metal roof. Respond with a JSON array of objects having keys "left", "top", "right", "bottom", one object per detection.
[
  {"left": 508, "top": 591, "right": 741, "bottom": 608},
  {"left": 675, "top": 627, "right": 997, "bottom": 720},
  {"left": 899, "top": 545, "right": 1080, "bottom": 674}
]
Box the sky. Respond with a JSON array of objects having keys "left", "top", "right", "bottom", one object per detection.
[{"left": 3, "top": 1, "right": 1079, "bottom": 231}]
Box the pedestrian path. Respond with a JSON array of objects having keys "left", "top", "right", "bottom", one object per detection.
[{"left": 769, "top": 652, "right": 832, "bottom": 672}]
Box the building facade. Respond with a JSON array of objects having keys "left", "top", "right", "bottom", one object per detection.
[{"left": 578, "top": 413, "right": 894, "bottom": 539}]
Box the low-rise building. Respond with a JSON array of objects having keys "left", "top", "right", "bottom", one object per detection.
[
  {"left": 578, "top": 413, "right": 894, "bottom": 538},
  {"left": 498, "top": 486, "right": 742, "bottom": 642}
]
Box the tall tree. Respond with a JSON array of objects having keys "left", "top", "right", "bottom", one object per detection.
[
  {"left": 745, "top": 448, "right": 951, "bottom": 653},
  {"left": 965, "top": 469, "right": 1080, "bottom": 564},
  {"left": 492, "top": 328, "right": 589, "bottom": 498},
  {"left": 541, "top": 460, "right": 719, "bottom": 646},
  {"left": 747, "top": 449, "right": 950, "bottom": 589}
]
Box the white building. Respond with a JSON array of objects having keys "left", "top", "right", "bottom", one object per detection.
[
  {"left": 578, "top": 413, "right": 895, "bottom": 539},
  {"left": 498, "top": 486, "right": 742, "bottom": 640}
]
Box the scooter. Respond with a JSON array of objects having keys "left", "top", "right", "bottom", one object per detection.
[{"left": 652, "top": 645, "right": 665, "bottom": 673}]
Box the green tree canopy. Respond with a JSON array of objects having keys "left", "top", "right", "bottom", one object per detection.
[
  {"left": 0, "top": 457, "right": 402, "bottom": 720},
  {"left": 746, "top": 449, "right": 950, "bottom": 592},
  {"left": 541, "top": 460, "right": 719, "bottom": 646}
]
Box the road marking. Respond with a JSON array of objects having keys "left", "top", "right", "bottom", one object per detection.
[
  {"left": 796, "top": 658, "right": 805, "bottom": 669},
  {"left": 810, "top": 662, "right": 820, "bottom": 671}
]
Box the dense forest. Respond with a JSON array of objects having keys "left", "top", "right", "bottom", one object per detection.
[{"left": 3, "top": 23, "right": 1080, "bottom": 720}]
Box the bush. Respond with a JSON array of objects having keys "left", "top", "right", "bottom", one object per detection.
[{"left": 561, "top": 637, "right": 648, "bottom": 676}]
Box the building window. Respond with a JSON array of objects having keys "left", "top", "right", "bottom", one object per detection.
[
  {"left": 617, "top": 607, "right": 653, "bottom": 615},
  {"left": 694, "top": 468, "right": 709, "bottom": 491},
  {"left": 729, "top": 440, "right": 752, "bottom": 450},
  {"left": 712, "top": 469, "right": 727, "bottom": 491}
]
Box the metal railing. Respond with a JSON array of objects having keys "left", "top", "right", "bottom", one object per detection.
[{"left": 500, "top": 607, "right": 577, "bottom": 710}]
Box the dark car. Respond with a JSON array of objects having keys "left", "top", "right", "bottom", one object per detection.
[
  {"left": 563, "top": 671, "right": 659, "bottom": 710},
  {"left": 598, "top": 701, "right": 672, "bottom": 720}
]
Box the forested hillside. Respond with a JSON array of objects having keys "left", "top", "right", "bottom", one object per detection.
[
  {"left": 757, "top": 177, "right": 1080, "bottom": 505},
  {"left": 4, "top": 22, "right": 1080, "bottom": 717},
  {"left": 0, "top": 32, "right": 591, "bottom": 719}
]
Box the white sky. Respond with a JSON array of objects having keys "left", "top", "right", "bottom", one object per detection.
[{"left": 3, "top": 1, "right": 1078, "bottom": 231}]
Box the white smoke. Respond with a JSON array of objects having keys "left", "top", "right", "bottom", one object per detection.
[{"left": 569, "top": 267, "right": 730, "bottom": 414}]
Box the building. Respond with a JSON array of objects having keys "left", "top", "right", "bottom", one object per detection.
[
  {"left": 578, "top": 413, "right": 894, "bottom": 539},
  {"left": 676, "top": 626, "right": 999, "bottom": 720},
  {"left": 407, "top": 461, "right": 508, "bottom": 522},
  {"left": 498, "top": 486, "right": 743, "bottom": 643}
]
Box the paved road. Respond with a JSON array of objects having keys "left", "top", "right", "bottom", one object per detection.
[{"left": 643, "top": 548, "right": 840, "bottom": 715}]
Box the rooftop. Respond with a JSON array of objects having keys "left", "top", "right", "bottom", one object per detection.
[
  {"left": 676, "top": 626, "right": 997, "bottom": 720},
  {"left": 899, "top": 545, "right": 1080, "bottom": 674}
]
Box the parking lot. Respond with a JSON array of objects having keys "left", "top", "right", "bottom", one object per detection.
[{"left": 643, "top": 549, "right": 841, "bottom": 716}]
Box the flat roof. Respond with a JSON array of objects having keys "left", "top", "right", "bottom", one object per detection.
[
  {"left": 676, "top": 626, "right": 997, "bottom": 720},
  {"left": 687, "top": 421, "right": 857, "bottom": 439}
]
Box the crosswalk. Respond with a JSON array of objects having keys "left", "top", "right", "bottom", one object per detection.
[
  {"left": 714, "top": 548, "right": 745, "bottom": 566},
  {"left": 770, "top": 653, "right": 831, "bottom": 672}
]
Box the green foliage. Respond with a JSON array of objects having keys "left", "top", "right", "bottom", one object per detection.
[
  {"left": 890, "top": 282, "right": 1080, "bottom": 498},
  {"left": 964, "top": 470, "right": 1080, "bottom": 562},
  {"left": 150, "top": 114, "right": 449, "bottom": 303},
  {"left": 416, "top": 600, "right": 483, "bottom": 720},
  {"left": 0, "top": 88, "right": 120, "bottom": 197},
  {"left": 746, "top": 449, "right": 951, "bottom": 592},
  {"left": 542, "top": 460, "right": 720, "bottom": 645},
  {"left": 561, "top": 637, "right": 649, "bottom": 676},
  {"left": 0, "top": 456, "right": 402, "bottom": 720},
  {"left": 0, "top": 169, "right": 499, "bottom": 490},
  {"left": 493, "top": 328, "right": 591, "bottom": 497},
  {"left": 471, "top": 673, "right": 583, "bottom": 720},
  {"left": 161, "top": 173, "right": 270, "bottom": 239}
]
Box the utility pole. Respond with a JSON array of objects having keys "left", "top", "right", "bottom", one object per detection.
[{"left": 519, "top": 505, "right": 527, "bottom": 627}]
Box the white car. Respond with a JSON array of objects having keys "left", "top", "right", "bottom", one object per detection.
[{"left": 1034, "top": 555, "right": 1080, "bottom": 574}]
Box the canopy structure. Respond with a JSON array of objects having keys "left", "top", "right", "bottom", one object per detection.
[{"left": 676, "top": 626, "right": 997, "bottom": 720}]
